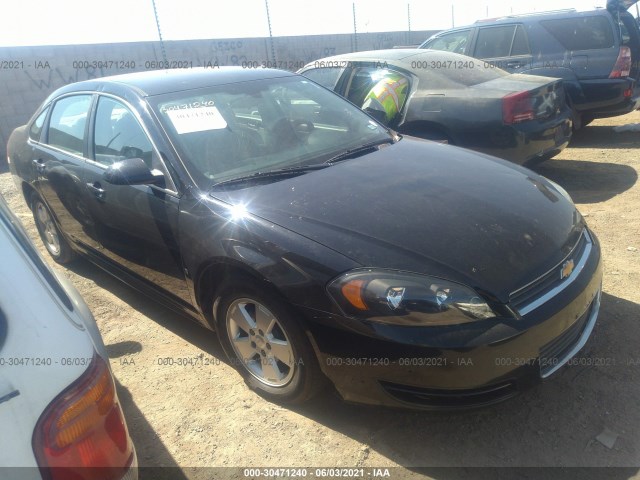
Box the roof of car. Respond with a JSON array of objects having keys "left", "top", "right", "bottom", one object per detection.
[
  {"left": 427, "top": 6, "right": 614, "bottom": 34},
  {"left": 305, "top": 49, "right": 477, "bottom": 70},
  {"left": 419, "top": 7, "right": 621, "bottom": 48},
  {"left": 475, "top": 7, "right": 612, "bottom": 24},
  {"left": 53, "top": 67, "right": 297, "bottom": 97}
]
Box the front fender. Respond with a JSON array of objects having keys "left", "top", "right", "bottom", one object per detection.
[{"left": 179, "top": 192, "right": 360, "bottom": 320}]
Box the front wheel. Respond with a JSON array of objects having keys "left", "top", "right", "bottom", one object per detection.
[
  {"left": 216, "top": 281, "right": 325, "bottom": 403},
  {"left": 32, "top": 194, "right": 75, "bottom": 264}
]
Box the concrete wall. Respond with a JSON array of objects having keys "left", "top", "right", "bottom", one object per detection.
[{"left": 0, "top": 30, "right": 436, "bottom": 167}]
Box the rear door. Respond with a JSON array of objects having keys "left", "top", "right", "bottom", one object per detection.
[
  {"left": 32, "top": 94, "right": 96, "bottom": 246},
  {"left": 539, "top": 15, "right": 618, "bottom": 79},
  {"left": 80, "top": 94, "right": 191, "bottom": 304},
  {"left": 471, "top": 24, "right": 533, "bottom": 72}
]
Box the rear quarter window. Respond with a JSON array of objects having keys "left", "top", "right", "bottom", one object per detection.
[
  {"left": 541, "top": 16, "right": 614, "bottom": 50},
  {"left": 29, "top": 107, "right": 49, "bottom": 142}
]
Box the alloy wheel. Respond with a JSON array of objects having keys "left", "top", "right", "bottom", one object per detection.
[
  {"left": 226, "top": 298, "right": 296, "bottom": 387},
  {"left": 35, "top": 202, "right": 61, "bottom": 256}
]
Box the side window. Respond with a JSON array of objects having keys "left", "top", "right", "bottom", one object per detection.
[
  {"left": 93, "top": 96, "right": 175, "bottom": 190},
  {"left": 29, "top": 107, "right": 49, "bottom": 142},
  {"left": 301, "top": 67, "right": 344, "bottom": 90},
  {"left": 475, "top": 26, "right": 518, "bottom": 58},
  {"left": 94, "top": 97, "right": 155, "bottom": 167},
  {"left": 346, "top": 68, "right": 410, "bottom": 125},
  {"left": 511, "top": 25, "right": 531, "bottom": 56},
  {"left": 541, "top": 16, "right": 614, "bottom": 50},
  {"left": 427, "top": 30, "right": 472, "bottom": 54},
  {"left": 47, "top": 95, "right": 92, "bottom": 156}
]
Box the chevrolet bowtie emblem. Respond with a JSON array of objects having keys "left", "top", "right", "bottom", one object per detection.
[{"left": 560, "top": 259, "right": 575, "bottom": 280}]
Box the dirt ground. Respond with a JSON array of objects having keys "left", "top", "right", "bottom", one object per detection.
[{"left": 1, "top": 111, "right": 640, "bottom": 479}]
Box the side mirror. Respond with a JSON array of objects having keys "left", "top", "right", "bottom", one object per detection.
[{"left": 103, "top": 157, "right": 164, "bottom": 186}]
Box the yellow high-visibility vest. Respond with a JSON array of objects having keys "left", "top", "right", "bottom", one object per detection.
[{"left": 363, "top": 75, "right": 409, "bottom": 123}]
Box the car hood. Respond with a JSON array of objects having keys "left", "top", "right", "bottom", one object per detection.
[{"left": 211, "top": 138, "right": 584, "bottom": 302}]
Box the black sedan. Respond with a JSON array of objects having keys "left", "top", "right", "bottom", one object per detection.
[
  {"left": 299, "top": 49, "right": 573, "bottom": 165},
  {"left": 8, "top": 68, "right": 601, "bottom": 409}
]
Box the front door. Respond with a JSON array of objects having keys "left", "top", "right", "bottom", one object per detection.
[{"left": 81, "top": 94, "right": 191, "bottom": 304}]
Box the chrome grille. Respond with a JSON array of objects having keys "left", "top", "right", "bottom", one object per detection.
[{"left": 510, "top": 230, "right": 591, "bottom": 316}]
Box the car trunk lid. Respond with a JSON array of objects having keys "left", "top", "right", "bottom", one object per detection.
[{"left": 472, "top": 75, "right": 567, "bottom": 124}]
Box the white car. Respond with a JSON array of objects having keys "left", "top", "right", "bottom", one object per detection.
[{"left": 0, "top": 193, "right": 137, "bottom": 479}]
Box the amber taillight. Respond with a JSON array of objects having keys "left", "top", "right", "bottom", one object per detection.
[
  {"left": 609, "top": 46, "right": 632, "bottom": 78},
  {"left": 32, "top": 353, "right": 134, "bottom": 480}
]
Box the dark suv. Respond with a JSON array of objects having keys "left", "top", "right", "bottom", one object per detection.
[{"left": 420, "top": 1, "right": 640, "bottom": 127}]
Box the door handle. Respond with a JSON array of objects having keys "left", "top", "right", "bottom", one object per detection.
[
  {"left": 86, "top": 182, "right": 106, "bottom": 202},
  {"left": 506, "top": 61, "right": 525, "bottom": 69},
  {"left": 32, "top": 159, "right": 46, "bottom": 175}
]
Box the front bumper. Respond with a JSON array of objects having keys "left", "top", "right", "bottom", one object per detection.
[{"left": 305, "top": 230, "right": 603, "bottom": 410}]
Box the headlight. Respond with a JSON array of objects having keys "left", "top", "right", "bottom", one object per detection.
[
  {"left": 327, "top": 269, "right": 497, "bottom": 326},
  {"left": 544, "top": 177, "right": 574, "bottom": 205}
]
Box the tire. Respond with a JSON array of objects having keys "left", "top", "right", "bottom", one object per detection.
[
  {"left": 570, "top": 108, "right": 582, "bottom": 131},
  {"left": 565, "top": 91, "right": 581, "bottom": 131},
  {"left": 216, "top": 279, "right": 325, "bottom": 404},
  {"left": 31, "top": 194, "right": 75, "bottom": 264},
  {"left": 581, "top": 116, "right": 595, "bottom": 128}
]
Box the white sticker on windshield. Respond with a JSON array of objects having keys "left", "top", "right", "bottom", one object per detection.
[{"left": 166, "top": 106, "right": 227, "bottom": 134}]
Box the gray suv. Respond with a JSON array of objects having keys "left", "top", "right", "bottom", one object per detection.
[{"left": 420, "top": 1, "right": 640, "bottom": 128}]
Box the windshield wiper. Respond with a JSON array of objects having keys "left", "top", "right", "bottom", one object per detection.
[
  {"left": 324, "top": 138, "right": 396, "bottom": 165},
  {"left": 210, "top": 164, "right": 328, "bottom": 189}
]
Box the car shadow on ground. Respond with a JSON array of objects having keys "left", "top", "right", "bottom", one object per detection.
[
  {"left": 569, "top": 125, "right": 640, "bottom": 149},
  {"left": 115, "top": 379, "right": 189, "bottom": 480},
  {"left": 65, "top": 260, "right": 234, "bottom": 479},
  {"left": 66, "top": 258, "right": 230, "bottom": 364},
  {"left": 532, "top": 159, "right": 637, "bottom": 204}
]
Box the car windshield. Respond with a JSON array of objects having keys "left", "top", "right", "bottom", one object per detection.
[{"left": 149, "top": 75, "right": 391, "bottom": 189}]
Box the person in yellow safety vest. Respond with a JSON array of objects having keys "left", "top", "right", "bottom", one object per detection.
[{"left": 362, "top": 74, "right": 409, "bottom": 124}]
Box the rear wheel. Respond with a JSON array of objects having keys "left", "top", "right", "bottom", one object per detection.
[
  {"left": 565, "top": 88, "right": 583, "bottom": 131},
  {"left": 216, "top": 280, "right": 325, "bottom": 403},
  {"left": 32, "top": 194, "right": 75, "bottom": 264}
]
